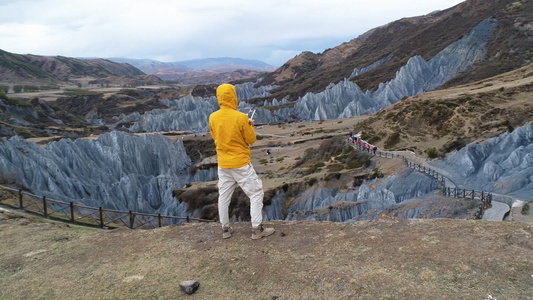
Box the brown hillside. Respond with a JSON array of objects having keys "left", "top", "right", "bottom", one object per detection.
[
  {"left": 260, "top": 0, "right": 531, "bottom": 101},
  {"left": 0, "top": 49, "right": 145, "bottom": 84},
  {"left": 359, "top": 62, "right": 533, "bottom": 156}
]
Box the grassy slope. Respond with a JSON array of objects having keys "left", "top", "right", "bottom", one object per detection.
[
  {"left": 1, "top": 208, "right": 532, "bottom": 299},
  {"left": 360, "top": 62, "right": 533, "bottom": 156}
]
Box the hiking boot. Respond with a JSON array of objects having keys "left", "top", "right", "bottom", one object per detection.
[
  {"left": 222, "top": 226, "right": 233, "bottom": 239},
  {"left": 251, "top": 224, "right": 275, "bottom": 240}
]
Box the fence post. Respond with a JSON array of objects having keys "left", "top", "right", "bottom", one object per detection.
[
  {"left": 462, "top": 189, "right": 465, "bottom": 198},
  {"left": 186, "top": 215, "right": 190, "bottom": 223},
  {"left": 158, "top": 213, "right": 162, "bottom": 227},
  {"left": 43, "top": 196, "right": 48, "bottom": 218},
  {"left": 99, "top": 207, "right": 104, "bottom": 228},
  {"left": 18, "top": 189, "right": 23, "bottom": 209},
  {"left": 70, "top": 202, "right": 75, "bottom": 224},
  {"left": 447, "top": 187, "right": 450, "bottom": 196},
  {"left": 129, "top": 210, "right": 134, "bottom": 229}
]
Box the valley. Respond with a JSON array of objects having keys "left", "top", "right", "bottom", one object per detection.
[{"left": 1, "top": 0, "right": 533, "bottom": 298}]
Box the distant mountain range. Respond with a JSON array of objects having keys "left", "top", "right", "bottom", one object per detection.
[
  {"left": 109, "top": 57, "right": 276, "bottom": 72},
  {"left": 108, "top": 57, "right": 277, "bottom": 84},
  {"left": 0, "top": 50, "right": 277, "bottom": 86},
  {"left": 0, "top": 49, "right": 145, "bottom": 84}
]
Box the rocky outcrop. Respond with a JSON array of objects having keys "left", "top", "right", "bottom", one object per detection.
[
  {"left": 291, "top": 18, "right": 497, "bottom": 121},
  {"left": 0, "top": 131, "right": 212, "bottom": 217},
  {"left": 127, "top": 81, "right": 279, "bottom": 133},
  {"left": 125, "top": 18, "right": 497, "bottom": 133},
  {"left": 431, "top": 123, "right": 533, "bottom": 199},
  {"left": 265, "top": 169, "right": 437, "bottom": 222}
]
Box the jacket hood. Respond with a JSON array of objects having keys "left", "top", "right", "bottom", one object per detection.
[{"left": 216, "top": 84, "right": 238, "bottom": 110}]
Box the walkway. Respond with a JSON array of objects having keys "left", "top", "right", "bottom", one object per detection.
[
  {"left": 354, "top": 141, "right": 512, "bottom": 221},
  {"left": 482, "top": 201, "right": 510, "bottom": 221}
]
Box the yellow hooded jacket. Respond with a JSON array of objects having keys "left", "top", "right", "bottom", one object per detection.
[{"left": 209, "top": 84, "right": 257, "bottom": 169}]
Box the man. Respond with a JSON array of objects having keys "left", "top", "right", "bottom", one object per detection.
[{"left": 209, "top": 83, "right": 275, "bottom": 240}]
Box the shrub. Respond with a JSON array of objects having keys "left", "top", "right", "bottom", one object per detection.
[
  {"left": 293, "top": 148, "right": 318, "bottom": 168},
  {"left": 307, "top": 177, "right": 318, "bottom": 186},
  {"left": 182, "top": 139, "right": 216, "bottom": 162},
  {"left": 263, "top": 189, "right": 277, "bottom": 205},
  {"left": 0, "top": 90, "right": 32, "bottom": 107},
  {"left": 426, "top": 147, "right": 439, "bottom": 159},
  {"left": 119, "top": 89, "right": 140, "bottom": 97},
  {"left": 367, "top": 135, "right": 382, "bottom": 144},
  {"left": 369, "top": 168, "right": 385, "bottom": 179},
  {"left": 23, "top": 85, "right": 39, "bottom": 92},
  {"left": 465, "top": 199, "right": 479, "bottom": 210},
  {"left": 173, "top": 185, "right": 268, "bottom": 220},
  {"left": 62, "top": 89, "right": 101, "bottom": 96},
  {"left": 384, "top": 132, "right": 400, "bottom": 149},
  {"left": 324, "top": 172, "right": 342, "bottom": 181},
  {"left": 327, "top": 164, "right": 344, "bottom": 172},
  {"left": 442, "top": 138, "right": 471, "bottom": 153},
  {"left": 522, "top": 202, "right": 530, "bottom": 215}
]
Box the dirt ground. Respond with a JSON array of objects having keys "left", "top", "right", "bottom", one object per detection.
[{"left": 1, "top": 207, "right": 532, "bottom": 300}]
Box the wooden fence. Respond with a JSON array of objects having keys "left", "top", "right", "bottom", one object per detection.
[
  {"left": 0, "top": 185, "right": 215, "bottom": 229},
  {"left": 353, "top": 142, "right": 492, "bottom": 219},
  {"left": 442, "top": 187, "right": 493, "bottom": 219}
]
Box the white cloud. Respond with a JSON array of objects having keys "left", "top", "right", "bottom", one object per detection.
[{"left": 0, "top": 0, "right": 466, "bottom": 66}]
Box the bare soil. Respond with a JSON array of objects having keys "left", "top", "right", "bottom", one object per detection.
[{"left": 1, "top": 207, "right": 532, "bottom": 300}]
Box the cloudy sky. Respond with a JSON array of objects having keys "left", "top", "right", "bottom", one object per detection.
[{"left": 0, "top": 0, "right": 466, "bottom": 66}]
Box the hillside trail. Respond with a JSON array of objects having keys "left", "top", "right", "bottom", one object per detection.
[
  {"left": 354, "top": 139, "right": 517, "bottom": 221},
  {"left": 387, "top": 151, "right": 533, "bottom": 221}
]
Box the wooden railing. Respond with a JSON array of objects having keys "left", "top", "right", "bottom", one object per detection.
[
  {"left": 442, "top": 187, "right": 492, "bottom": 219},
  {"left": 0, "top": 185, "right": 215, "bottom": 229},
  {"left": 353, "top": 142, "right": 492, "bottom": 219},
  {"left": 404, "top": 159, "right": 447, "bottom": 187}
]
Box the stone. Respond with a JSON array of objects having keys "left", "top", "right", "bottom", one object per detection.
[{"left": 179, "top": 280, "right": 200, "bottom": 295}]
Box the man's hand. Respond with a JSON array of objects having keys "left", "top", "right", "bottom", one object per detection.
[{"left": 249, "top": 119, "right": 255, "bottom": 126}]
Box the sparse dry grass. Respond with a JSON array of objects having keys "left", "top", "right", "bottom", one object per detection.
[
  {"left": 1, "top": 208, "right": 532, "bottom": 300},
  {"left": 362, "top": 63, "right": 533, "bottom": 156}
]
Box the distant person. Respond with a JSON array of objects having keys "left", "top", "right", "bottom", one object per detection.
[
  {"left": 373, "top": 146, "right": 377, "bottom": 155},
  {"left": 209, "top": 84, "right": 275, "bottom": 240}
]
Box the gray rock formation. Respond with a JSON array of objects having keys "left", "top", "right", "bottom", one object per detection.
[
  {"left": 292, "top": 18, "right": 497, "bottom": 121},
  {"left": 349, "top": 53, "right": 393, "bottom": 79},
  {"left": 124, "top": 18, "right": 497, "bottom": 133},
  {"left": 265, "top": 169, "right": 437, "bottom": 222},
  {"left": 430, "top": 123, "right": 533, "bottom": 200},
  {"left": 127, "top": 81, "right": 279, "bottom": 133},
  {"left": 0, "top": 131, "right": 214, "bottom": 217}
]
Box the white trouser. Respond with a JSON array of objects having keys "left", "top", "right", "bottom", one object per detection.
[{"left": 217, "top": 163, "right": 264, "bottom": 228}]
